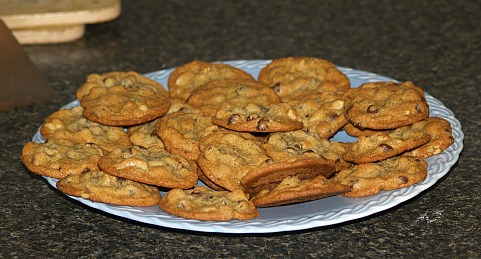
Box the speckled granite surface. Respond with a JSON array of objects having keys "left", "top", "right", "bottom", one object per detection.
[{"left": 2, "top": 0, "right": 480, "bottom": 257}]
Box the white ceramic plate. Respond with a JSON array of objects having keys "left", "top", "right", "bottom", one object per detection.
[{"left": 34, "top": 60, "right": 464, "bottom": 234}]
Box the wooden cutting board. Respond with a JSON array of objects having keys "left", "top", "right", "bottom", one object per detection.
[{"left": 0, "top": 0, "right": 121, "bottom": 44}]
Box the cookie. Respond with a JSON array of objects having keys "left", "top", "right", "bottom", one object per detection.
[
  {"left": 156, "top": 110, "right": 220, "bottom": 161},
  {"left": 159, "top": 186, "right": 259, "bottom": 221},
  {"left": 250, "top": 175, "right": 350, "bottom": 207},
  {"left": 186, "top": 79, "right": 281, "bottom": 116},
  {"left": 197, "top": 131, "right": 270, "bottom": 191},
  {"left": 346, "top": 81, "right": 429, "bottom": 130},
  {"left": 262, "top": 130, "right": 351, "bottom": 171},
  {"left": 20, "top": 139, "right": 104, "bottom": 179},
  {"left": 168, "top": 60, "right": 256, "bottom": 102},
  {"left": 56, "top": 171, "right": 161, "bottom": 206},
  {"left": 40, "top": 106, "right": 131, "bottom": 152},
  {"left": 403, "top": 117, "right": 454, "bottom": 158},
  {"left": 342, "top": 122, "right": 432, "bottom": 164},
  {"left": 240, "top": 157, "right": 337, "bottom": 198},
  {"left": 127, "top": 119, "right": 165, "bottom": 150},
  {"left": 287, "top": 91, "right": 350, "bottom": 138},
  {"left": 98, "top": 145, "right": 198, "bottom": 189},
  {"left": 332, "top": 156, "right": 428, "bottom": 198},
  {"left": 258, "top": 57, "right": 350, "bottom": 100},
  {"left": 79, "top": 71, "right": 170, "bottom": 126},
  {"left": 211, "top": 103, "right": 303, "bottom": 133}
]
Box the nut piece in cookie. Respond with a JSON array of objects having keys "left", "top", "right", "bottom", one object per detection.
[
  {"left": 99, "top": 145, "right": 198, "bottom": 189},
  {"left": 346, "top": 81, "right": 429, "bottom": 130},
  {"left": 168, "top": 60, "right": 256, "bottom": 102},
  {"left": 40, "top": 106, "right": 131, "bottom": 152},
  {"left": 403, "top": 117, "right": 454, "bottom": 158},
  {"left": 258, "top": 57, "right": 350, "bottom": 101},
  {"left": 186, "top": 79, "right": 281, "bottom": 116},
  {"left": 212, "top": 103, "right": 303, "bottom": 133},
  {"left": 250, "top": 175, "right": 350, "bottom": 207},
  {"left": 343, "top": 122, "right": 432, "bottom": 164},
  {"left": 332, "top": 156, "right": 428, "bottom": 198},
  {"left": 159, "top": 186, "right": 259, "bottom": 221},
  {"left": 197, "top": 131, "right": 270, "bottom": 191},
  {"left": 56, "top": 171, "right": 161, "bottom": 207},
  {"left": 20, "top": 139, "right": 104, "bottom": 179},
  {"left": 287, "top": 91, "right": 351, "bottom": 138},
  {"left": 79, "top": 71, "right": 170, "bottom": 126}
]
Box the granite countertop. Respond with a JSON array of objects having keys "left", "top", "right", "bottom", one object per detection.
[{"left": 2, "top": 0, "right": 480, "bottom": 257}]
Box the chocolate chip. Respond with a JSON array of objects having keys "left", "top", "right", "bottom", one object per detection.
[
  {"left": 328, "top": 114, "right": 339, "bottom": 121},
  {"left": 379, "top": 143, "right": 393, "bottom": 152},
  {"left": 271, "top": 83, "right": 281, "bottom": 93},
  {"left": 228, "top": 114, "right": 240, "bottom": 124},
  {"left": 415, "top": 103, "right": 422, "bottom": 112},
  {"left": 398, "top": 176, "right": 408, "bottom": 184},
  {"left": 367, "top": 105, "right": 379, "bottom": 113},
  {"left": 257, "top": 117, "right": 270, "bottom": 130},
  {"left": 82, "top": 167, "right": 91, "bottom": 173}
]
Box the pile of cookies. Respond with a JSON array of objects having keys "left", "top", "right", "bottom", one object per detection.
[{"left": 20, "top": 57, "right": 454, "bottom": 221}]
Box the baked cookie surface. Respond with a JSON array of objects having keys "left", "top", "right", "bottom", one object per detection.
[
  {"left": 347, "top": 81, "right": 429, "bottom": 130},
  {"left": 287, "top": 91, "right": 350, "bottom": 138},
  {"left": 56, "top": 171, "right": 161, "bottom": 207},
  {"left": 197, "top": 131, "right": 270, "bottom": 191},
  {"left": 156, "top": 110, "right": 220, "bottom": 161},
  {"left": 258, "top": 57, "right": 350, "bottom": 100},
  {"left": 20, "top": 139, "right": 104, "bottom": 179},
  {"left": 332, "top": 156, "right": 428, "bottom": 198},
  {"left": 343, "top": 122, "right": 432, "bottom": 164},
  {"left": 186, "top": 79, "right": 281, "bottom": 116},
  {"left": 159, "top": 186, "right": 259, "bottom": 221},
  {"left": 403, "top": 117, "right": 454, "bottom": 158},
  {"left": 211, "top": 103, "right": 303, "bottom": 133},
  {"left": 168, "top": 60, "right": 256, "bottom": 102},
  {"left": 250, "top": 175, "right": 350, "bottom": 207},
  {"left": 40, "top": 106, "right": 131, "bottom": 152},
  {"left": 79, "top": 71, "right": 170, "bottom": 126},
  {"left": 98, "top": 145, "right": 198, "bottom": 189}
]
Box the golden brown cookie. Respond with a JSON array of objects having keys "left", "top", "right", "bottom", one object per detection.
[
  {"left": 168, "top": 60, "right": 256, "bottom": 102},
  {"left": 197, "top": 131, "right": 270, "bottom": 191},
  {"left": 346, "top": 81, "right": 429, "bottom": 130},
  {"left": 403, "top": 117, "right": 454, "bottom": 158},
  {"left": 287, "top": 91, "right": 351, "bottom": 138},
  {"left": 186, "top": 79, "right": 281, "bottom": 116},
  {"left": 211, "top": 103, "right": 303, "bottom": 133},
  {"left": 56, "top": 171, "right": 161, "bottom": 206},
  {"left": 240, "top": 157, "right": 336, "bottom": 198},
  {"left": 332, "top": 156, "right": 428, "bottom": 198},
  {"left": 343, "top": 123, "right": 432, "bottom": 164},
  {"left": 156, "top": 110, "right": 220, "bottom": 161},
  {"left": 262, "top": 130, "right": 351, "bottom": 171},
  {"left": 79, "top": 71, "right": 170, "bottom": 126},
  {"left": 20, "top": 139, "right": 104, "bottom": 179},
  {"left": 258, "top": 57, "right": 350, "bottom": 100},
  {"left": 159, "top": 186, "right": 259, "bottom": 221},
  {"left": 40, "top": 106, "right": 131, "bottom": 152},
  {"left": 250, "top": 175, "right": 350, "bottom": 207},
  {"left": 98, "top": 145, "right": 198, "bottom": 189}
]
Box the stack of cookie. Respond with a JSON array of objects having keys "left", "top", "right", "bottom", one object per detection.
[{"left": 20, "top": 57, "right": 454, "bottom": 221}]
